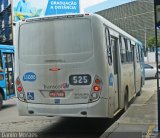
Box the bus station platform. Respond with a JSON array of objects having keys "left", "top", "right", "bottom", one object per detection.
[{"left": 100, "top": 80, "right": 159, "bottom": 138}]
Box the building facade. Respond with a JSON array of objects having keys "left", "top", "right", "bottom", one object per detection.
[
  {"left": 0, "top": 0, "right": 12, "bottom": 45},
  {"left": 96, "top": 0, "right": 159, "bottom": 49}
]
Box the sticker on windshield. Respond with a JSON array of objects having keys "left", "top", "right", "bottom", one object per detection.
[{"left": 23, "top": 72, "right": 36, "bottom": 82}]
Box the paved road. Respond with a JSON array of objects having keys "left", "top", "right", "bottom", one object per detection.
[
  {"left": 0, "top": 79, "right": 156, "bottom": 138},
  {"left": 0, "top": 98, "right": 115, "bottom": 137}
]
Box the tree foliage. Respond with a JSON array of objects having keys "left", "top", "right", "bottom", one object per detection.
[
  {"left": 147, "top": 36, "right": 160, "bottom": 47},
  {"left": 147, "top": 37, "right": 156, "bottom": 48}
]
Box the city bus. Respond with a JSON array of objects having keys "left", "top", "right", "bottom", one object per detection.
[
  {"left": 0, "top": 45, "right": 15, "bottom": 109},
  {"left": 14, "top": 14, "right": 144, "bottom": 118}
]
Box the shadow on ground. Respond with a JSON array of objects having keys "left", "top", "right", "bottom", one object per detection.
[
  {"left": 1, "top": 104, "right": 16, "bottom": 110},
  {"left": 40, "top": 111, "right": 124, "bottom": 138}
]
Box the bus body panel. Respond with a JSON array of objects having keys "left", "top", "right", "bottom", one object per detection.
[
  {"left": 17, "top": 97, "right": 109, "bottom": 117},
  {"left": 16, "top": 15, "right": 110, "bottom": 107},
  {"left": 18, "top": 18, "right": 94, "bottom": 105},
  {"left": 15, "top": 14, "right": 144, "bottom": 118},
  {"left": 19, "top": 61, "right": 97, "bottom": 105}
]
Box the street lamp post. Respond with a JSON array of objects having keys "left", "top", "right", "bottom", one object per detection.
[{"left": 154, "top": 0, "right": 160, "bottom": 132}]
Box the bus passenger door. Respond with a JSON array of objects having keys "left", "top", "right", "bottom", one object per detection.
[
  {"left": 111, "top": 36, "right": 121, "bottom": 111},
  {"left": 0, "top": 52, "right": 6, "bottom": 95},
  {"left": 3, "top": 53, "right": 15, "bottom": 98},
  {"left": 133, "top": 45, "right": 141, "bottom": 93}
]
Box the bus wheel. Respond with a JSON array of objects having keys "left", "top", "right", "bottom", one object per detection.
[
  {"left": 0, "top": 93, "right": 3, "bottom": 110},
  {"left": 124, "top": 89, "right": 129, "bottom": 111}
]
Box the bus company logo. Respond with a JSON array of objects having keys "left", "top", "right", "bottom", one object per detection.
[
  {"left": 23, "top": 72, "right": 36, "bottom": 82},
  {"left": 44, "top": 83, "right": 69, "bottom": 90}
]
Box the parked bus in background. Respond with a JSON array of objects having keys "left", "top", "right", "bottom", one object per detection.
[
  {"left": 0, "top": 45, "right": 15, "bottom": 109},
  {"left": 14, "top": 14, "right": 144, "bottom": 118}
]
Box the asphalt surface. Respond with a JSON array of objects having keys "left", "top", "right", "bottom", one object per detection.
[{"left": 0, "top": 98, "right": 117, "bottom": 138}]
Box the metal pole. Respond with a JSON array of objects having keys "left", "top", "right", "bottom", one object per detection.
[
  {"left": 144, "top": 26, "right": 147, "bottom": 49},
  {"left": 144, "top": 26, "right": 148, "bottom": 61},
  {"left": 154, "top": 0, "right": 160, "bottom": 132}
]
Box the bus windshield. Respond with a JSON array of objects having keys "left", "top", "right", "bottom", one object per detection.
[{"left": 19, "top": 19, "right": 93, "bottom": 57}]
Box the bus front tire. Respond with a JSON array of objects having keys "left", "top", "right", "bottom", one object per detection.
[{"left": 0, "top": 93, "right": 3, "bottom": 109}]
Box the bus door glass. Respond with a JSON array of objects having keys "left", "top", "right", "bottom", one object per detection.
[
  {"left": 3, "top": 53, "right": 15, "bottom": 96},
  {"left": 135, "top": 44, "right": 141, "bottom": 92},
  {"left": 111, "top": 36, "right": 120, "bottom": 110},
  {"left": 0, "top": 52, "right": 5, "bottom": 89}
]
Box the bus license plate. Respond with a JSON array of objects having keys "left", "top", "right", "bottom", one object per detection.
[{"left": 49, "top": 91, "right": 65, "bottom": 97}]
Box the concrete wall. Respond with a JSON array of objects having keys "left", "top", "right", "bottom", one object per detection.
[{"left": 144, "top": 52, "right": 155, "bottom": 63}]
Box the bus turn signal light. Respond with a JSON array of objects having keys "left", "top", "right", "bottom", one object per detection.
[
  {"left": 16, "top": 80, "right": 21, "bottom": 85},
  {"left": 95, "top": 79, "right": 101, "bottom": 84}
]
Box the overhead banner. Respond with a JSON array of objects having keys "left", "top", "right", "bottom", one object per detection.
[
  {"left": 155, "top": 0, "right": 160, "bottom": 27},
  {"left": 12, "top": 0, "right": 80, "bottom": 22}
]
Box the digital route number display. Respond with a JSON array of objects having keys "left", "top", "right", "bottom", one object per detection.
[{"left": 69, "top": 74, "right": 91, "bottom": 85}]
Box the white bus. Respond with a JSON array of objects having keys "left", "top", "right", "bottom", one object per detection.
[{"left": 14, "top": 14, "right": 144, "bottom": 118}]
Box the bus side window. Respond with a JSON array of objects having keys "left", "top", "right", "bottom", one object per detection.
[
  {"left": 0, "top": 52, "right": 3, "bottom": 80},
  {"left": 138, "top": 45, "right": 142, "bottom": 62},
  {"left": 123, "top": 38, "right": 133, "bottom": 63},
  {"left": 136, "top": 44, "right": 140, "bottom": 62},
  {"left": 124, "top": 38, "right": 129, "bottom": 62},
  {"left": 105, "top": 27, "right": 112, "bottom": 65},
  {"left": 129, "top": 41, "right": 133, "bottom": 62},
  {"left": 120, "top": 36, "right": 126, "bottom": 63},
  {"left": 0, "top": 52, "right": 2, "bottom": 70},
  {"left": 111, "top": 36, "right": 118, "bottom": 74},
  {"left": 127, "top": 40, "right": 133, "bottom": 62}
]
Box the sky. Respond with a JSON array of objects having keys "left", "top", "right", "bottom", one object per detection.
[
  {"left": 81, "top": 0, "right": 135, "bottom": 13},
  {"left": 80, "top": 0, "right": 107, "bottom": 13}
]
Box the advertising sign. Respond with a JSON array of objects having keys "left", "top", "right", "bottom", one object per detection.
[
  {"left": 12, "top": 0, "right": 80, "bottom": 22},
  {"left": 45, "top": 0, "right": 80, "bottom": 15}
]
